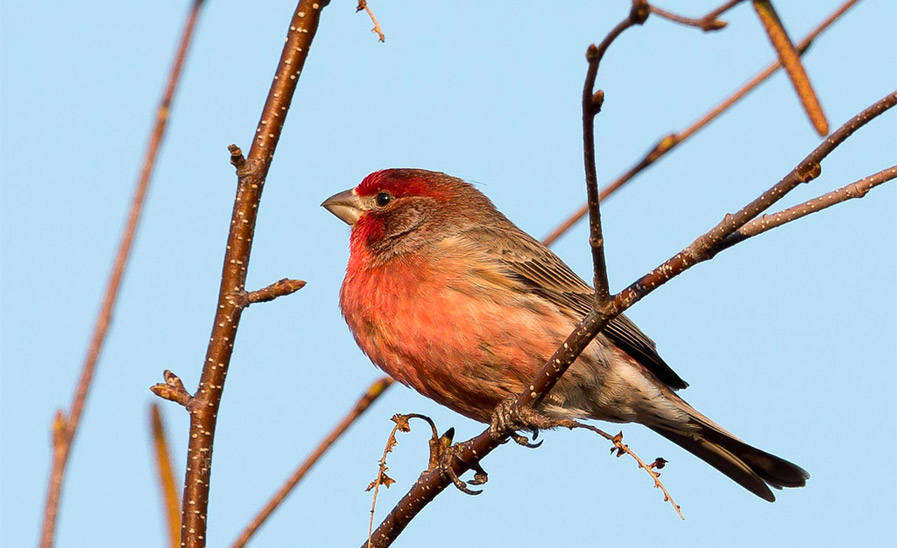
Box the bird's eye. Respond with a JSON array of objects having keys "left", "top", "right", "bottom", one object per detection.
[{"left": 375, "top": 191, "right": 393, "bottom": 207}]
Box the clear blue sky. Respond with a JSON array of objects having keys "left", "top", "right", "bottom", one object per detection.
[{"left": 2, "top": 1, "right": 895, "bottom": 547}]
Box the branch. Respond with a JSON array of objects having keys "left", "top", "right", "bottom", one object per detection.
[
  {"left": 158, "top": 3, "right": 327, "bottom": 548},
  {"left": 230, "top": 377, "right": 393, "bottom": 548},
  {"left": 614, "top": 91, "right": 896, "bottom": 312},
  {"left": 719, "top": 165, "right": 897, "bottom": 251},
  {"left": 752, "top": 0, "right": 829, "bottom": 135},
  {"left": 583, "top": 0, "right": 649, "bottom": 303},
  {"left": 246, "top": 278, "right": 307, "bottom": 304},
  {"left": 542, "top": 0, "right": 860, "bottom": 246},
  {"left": 356, "top": 0, "right": 385, "bottom": 42},
  {"left": 649, "top": 4, "right": 729, "bottom": 31},
  {"left": 151, "top": 404, "right": 181, "bottom": 548},
  {"left": 362, "top": 89, "right": 897, "bottom": 548},
  {"left": 38, "top": 3, "right": 205, "bottom": 547}
]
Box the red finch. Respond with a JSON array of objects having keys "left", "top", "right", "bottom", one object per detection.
[{"left": 323, "top": 168, "right": 808, "bottom": 501}]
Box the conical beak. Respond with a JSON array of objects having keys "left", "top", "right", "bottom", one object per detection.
[{"left": 322, "top": 188, "right": 363, "bottom": 225}]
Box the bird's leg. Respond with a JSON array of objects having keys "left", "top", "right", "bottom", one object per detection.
[{"left": 490, "top": 396, "right": 562, "bottom": 448}]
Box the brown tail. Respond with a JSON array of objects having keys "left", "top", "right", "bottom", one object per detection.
[{"left": 649, "top": 419, "right": 809, "bottom": 502}]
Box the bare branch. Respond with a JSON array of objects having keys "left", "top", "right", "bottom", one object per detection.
[
  {"left": 362, "top": 89, "right": 897, "bottom": 548},
  {"left": 230, "top": 377, "right": 393, "bottom": 548},
  {"left": 38, "top": 3, "right": 205, "bottom": 547},
  {"left": 542, "top": 0, "right": 860, "bottom": 246},
  {"left": 649, "top": 4, "right": 728, "bottom": 31},
  {"left": 151, "top": 404, "right": 181, "bottom": 548},
  {"left": 172, "top": 3, "right": 327, "bottom": 547},
  {"left": 752, "top": 0, "right": 829, "bottom": 135},
  {"left": 583, "top": 0, "right": 649, "bottom": 303},
  {"left": 247, "top": 278, "right": 307, "bottom": 304},
  {"left": 720, "top": 165, "right": 897, "bottom": 251},
  {"left": 615, "top": 91, "right": 896, "bottom": 312},
  {"left": 356, "top": 1, "right": 385, "bottom": 42},
  {"left": 704, "top": 0, "right": 749, "bottom": 23}
]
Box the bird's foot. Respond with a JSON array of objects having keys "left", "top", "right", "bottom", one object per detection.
[
  {"left": 489, "top": 396, "right": 558, "bottom": 448},
  {"left": 436, "top": 442, "right": 488, "bottom": 495}
]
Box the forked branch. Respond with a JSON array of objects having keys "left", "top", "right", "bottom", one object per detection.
[{"left": 150, "top": 3, "right": 328, "bottom": 548}]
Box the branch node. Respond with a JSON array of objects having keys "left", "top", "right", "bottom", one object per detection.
[
  {"left": 630, "top": 0, "right": 650, "bottom": 25},
  {"left": 797, "top": 162, "right": 822, "bottom": 183},
  {"left": 591, "top": 89, "right": 605, "bottom": 114},
  {"left": 585, "top": 43, "right": 599, "bottom": 61},
  {"left": 228, "top": 144, "right": 250, "bottom": 176},
  {"left": 51, "top": 410, "right": 69, "bottom": 447},
  {"left": 150, "top": 370, "right": 193, "bottom": 407}
]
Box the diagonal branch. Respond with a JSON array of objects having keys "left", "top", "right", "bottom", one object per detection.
[
  {"left": 718, "top": 165, "right": 897, "bottom": 251},
  {"left": 151, "top": 404, "right": 182, "bottom": 548},
  {"left": 38, "top": 3, "right": 206, "bottom": 548},
  {"left": 362, "top": 89, "right": 896, "bottom": 548},
  {"left": 752, "top": 0, "right": 829, "bottom": 135},
  {"left": 230, "top": 377, "right": 394, "bottom": 548},
  {"left": 542, "top": 0, "right": 860, "bottom": 246}
]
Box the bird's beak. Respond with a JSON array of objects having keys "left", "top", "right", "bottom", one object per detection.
[{"left": 322, "top": 188, "right": 363, "bottom": 226}]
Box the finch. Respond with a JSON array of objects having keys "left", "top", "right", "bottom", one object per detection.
[{"left": 323, "top": 168, "right": 808, "bottom": 501}]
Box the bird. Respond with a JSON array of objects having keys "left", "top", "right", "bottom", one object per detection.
[{"left": 323, "top": 168, "right": 808, "bottom": 502}]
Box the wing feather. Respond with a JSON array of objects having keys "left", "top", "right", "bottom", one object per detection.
[{"left": 467, "top": 224, "right": 689, "bottom": 390}]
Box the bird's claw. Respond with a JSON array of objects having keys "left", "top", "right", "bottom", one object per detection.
[
  {"left": 489, "top": 396, "right": 554, "bottom": 447},
  {"left": 437, "top": 443, "right": 488, "bottom": 495}
]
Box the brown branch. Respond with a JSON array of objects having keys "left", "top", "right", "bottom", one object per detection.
[
  {"left": 362, "top": 90, "right": 897, "bottom": 548},
  {"left": 151, "top": 404, "right": 182, "bottom": 548},
  {"left": 246, "top": 278, "right": 307, "bottom": 304},
  {"left": 704, "top": 0, "right": 749, "bottom": 23},
  {"left": 649, "top": 4, "right": 728, "bottom": 31},
  {"left": 542, "top": 0, "right": 860, "bottom": 247},
  {"left": 719, "top": 165, "right": 897, "bottom": 251},
  {"left": 752, "top": 0, "right": 829, "bottom": 135},
  {"left": 159, "top": 3, "right": 327, "bottom": 548},
  {"left": 230, "top": 377, "right": 393, "bottom": 548},
  {"left": 356, "top": 0, "right": 385, "bottom": 42},
  {"left": 584, "top": 0, "right": 649, "bottom": 303},
  {"left": 38, "top": 3, "right": 205, "bottom": 548},
  {"left": 615, "top": 90, "right": 896, "bottom": 312}
]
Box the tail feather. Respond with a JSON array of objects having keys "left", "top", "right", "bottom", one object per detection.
[{"left": 650, "top": 421, "right": 809, "bottom": 502}]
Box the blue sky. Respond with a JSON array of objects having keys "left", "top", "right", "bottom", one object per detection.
[{"left": 2, "top": 1, "right": 895, "bottom": 547}]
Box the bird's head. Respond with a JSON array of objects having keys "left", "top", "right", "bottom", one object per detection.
[{"left": 322, "top": 169, "right": 499, "bottom": 262}]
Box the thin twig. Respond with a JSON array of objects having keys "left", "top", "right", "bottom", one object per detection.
[
  {"left": 151, "top": 404, "right": 181, "bottom": 548},
  {"left": 537, "top": 418, "right": 684, "bottom": 518},
  {"left": 362, "top": 90, "right": 897, "bottom": 548},
  {"left": 649, "top": 5, "right": 727, "bottom": 31},
  {"left": 583, "top": 0, "right": 649, "bottom": 303},
  {"left": 230, "top": 377, "right": 393, "bottom": 548},
  {"left": 752, "top": 0, "right": 829, "bottom": 135},
  {"left": 246, "top": 278, "right": 307, "bottom": 304},
  {"left": 704, "top": 0, "right": 749, "bottom": 22},
  {"left": 155, "top": 3, "right": 327, "bottom": 548},
  {"left": 38, "top": 3, "right": 205, "bottom": 548},
  {"left": 541, "top": 0, "right": 860, "bottom": 246},
  {"left": 719, "top": 165, "right": 897, "bottom": 251},
  {"left": 366, "top": 414, "right": 438, "bottom": 548},
  {"left": 356, "top": 0, "right": 385, "bottom": 42}
]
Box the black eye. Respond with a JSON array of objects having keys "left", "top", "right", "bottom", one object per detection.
[{"left": 375, "top": 191, "right": 393, "bottom": 207}]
